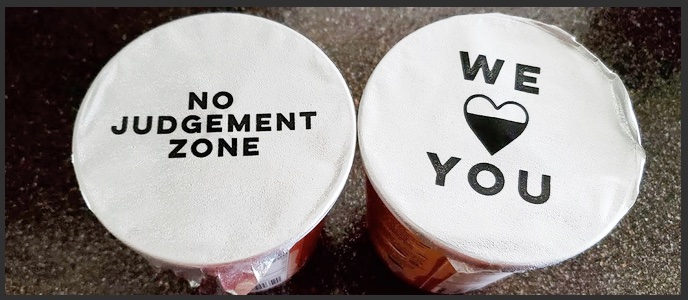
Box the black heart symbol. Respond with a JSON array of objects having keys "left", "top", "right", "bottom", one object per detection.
[{"left": 464, "top": 94, "right": 529, "bottom": 155}]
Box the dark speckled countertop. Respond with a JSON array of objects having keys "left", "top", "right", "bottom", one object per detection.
[{"left": 5, "top": 7, "right": 681, "bottom": 295}]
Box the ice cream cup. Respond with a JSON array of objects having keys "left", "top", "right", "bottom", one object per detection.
[
  {"left": 358, "top": 13, "right": 646, "bottom": 294},
  {"left": 72, "top": 12, "right": 356, "bottom": 294}
]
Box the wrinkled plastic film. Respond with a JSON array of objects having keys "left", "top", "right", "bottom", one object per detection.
[
  {"left": 142, "top": 248, "right": 289, "bottom": 294},
  {"left": 142, "top": 255, "right": 205, "bottom": 288},
  {"left": 135, "top": 220, "right": 324, "bottom": 294},
  {"left": 207, "top": 249, "right": 287, "bottom": 295},
  {"left": 509, "top": 13, "right": 644, "bottom": 149},
  {"left": 359, "top": 12, "right": 646, "bottom": 294},
  {"left": 367, "top": 180, "right": 514, "bottom": 294},
  {"left": 435, "top": 259, "right": 514, "bottom": 294}
]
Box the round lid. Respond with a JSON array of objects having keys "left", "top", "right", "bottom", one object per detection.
[
  {"left": 72, "top": 13, "right": 356, "bottom": 267},
  {"left": 358, "top": 13, "right": 645, "bottom": 270}
]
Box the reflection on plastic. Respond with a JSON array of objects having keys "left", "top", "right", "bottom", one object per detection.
[{"left": 141, "top": 221, "right": 323, "bottom": 294}]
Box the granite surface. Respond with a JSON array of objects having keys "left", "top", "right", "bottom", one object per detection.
[{"left": 4, "top": 7, "right": 681, "bottom": 295}]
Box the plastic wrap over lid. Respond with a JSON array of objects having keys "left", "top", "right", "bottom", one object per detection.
[
  {"left": 358, "top": 13, "right": 645, "bottom": 271},
  {"left": 72, "top": 13, "right": 356, "bottom": 268}
]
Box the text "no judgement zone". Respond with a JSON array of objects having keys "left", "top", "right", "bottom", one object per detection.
[{"left": 110, "top": 91, "right": 318, "bottom": 158}]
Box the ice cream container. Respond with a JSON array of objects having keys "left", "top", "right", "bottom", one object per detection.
[
  {"left": 71, "top": 12, "right": 356, "bottom": 294},
  {"left": 358, "top": 13, "right": 645, "bottom": 294}
]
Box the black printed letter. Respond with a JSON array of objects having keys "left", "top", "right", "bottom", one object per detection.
[
  {"left": 427, "top": 152, "right": 461, "bottom": 186},
  {"left": 112, "top": 116, "right": 128, "bottom": 135},
  {"left": 189, "top": 92, "right": 207, "bottom": 110},
  {"left": 133, "top": 116, "right": 153, "bottom": 134},
  {"left": 467, "top": 163, "right": 505, "bottom": 196},
  {"left": 228, "top": 114, "right": 250, "bottom": 132},
  {"left": 518, "top": 170, "right": 550, "bottom": 204},
  {"left": 244, "top": 137, "right": 259, "bottom": 156},
  {"left": 515, "top": 64, "right": 540, "bottom": 94},
  {"left": 212, "top": 91, "right": 233, "bottom": 109},
  {"left": 277, "top": 113, "right": 295, "bottom": 131},
  {"left": 157, "top": 116, "right": 177, "bottom": 134},
  {"left": 460, "top": 51, "right": 504, "bottom": 84},
  {"left": 169, "top": 139, "right": 187, "bottom": 158},
  {"left": 299, "top": 112, "right": 317, "bottom": 129}
]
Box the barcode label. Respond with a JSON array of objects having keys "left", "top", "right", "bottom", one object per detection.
[
  {"left": 253, "top": 275, "right": 284, "bottom": 291},
  {"left": 252, "top": 252, "right": 290, "bottom": 292}
]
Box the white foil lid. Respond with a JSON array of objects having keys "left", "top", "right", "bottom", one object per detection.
[
  {"left": 358, "top": 13, "right": 645, "bottom": 270},
  {"left": 72, "top": 13, "right": 356, "bottom": 267}
]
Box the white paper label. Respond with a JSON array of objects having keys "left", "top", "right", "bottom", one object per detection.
[{"left": 252, "top": 251, "right": 290, "bottom": 292}]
